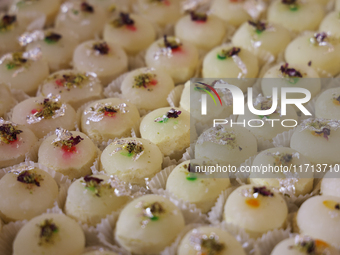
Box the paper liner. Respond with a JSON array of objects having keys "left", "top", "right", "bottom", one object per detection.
[
  {"left": 148, "top": 165, "right": 176, "bottom": 192},
  {"left": 128, "top": 50, "right": 146, "bottom": 71},
  {"left": 103, "top": 72, "right": 130, "bottom": 98},
  {"left": 272, "top": 127, "right": 296, "bottom": 147},
  {"left": 0, "top": 220, "right": 27, "bottom": 255},
  {"left": 167, "top": 84, "right": 184, "bottom": 108}
]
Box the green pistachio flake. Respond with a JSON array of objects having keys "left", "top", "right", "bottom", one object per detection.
[
  {"left": 6, "top": 52, "right": 27, "bottom": 70},
  {"left": 17, "top": 170, "right": 44, "bottom": 187},
  {"left": 201, "top": 237, "right": 225, "bottom": 255},
  {"left": 133, "top": 73, "right": 156, "bottom": 89},
  {"left": 0, "top": 123, "right": 22, "bottom": 144},
  {"left": 34, "top": 99, "right": 62, "bottom": 119},
  {"left": 0, "top": 15, "right": 17, "bottom": 32},
  {"left": 37, "top": 219, "right": 59, "bottom": 245}
]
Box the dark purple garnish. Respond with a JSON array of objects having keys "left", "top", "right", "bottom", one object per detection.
[
  {"left": 335, "top": 204, "right": 340, "bottom": 210},
  {"left": 93, "top": 42, "right": 110, "bottom": 55},
  {"left": 38, "top": 219, "right": 59, "bottom": 245},
  {"left": 308, "top": 61, "right": 312, "bottom": 66},
  {"left": 282, "top": 0, "right": 298, "bottom": 10},
  {"left": 123, "top": 142, "right": 144, "bottom": 155},
  {"left": 280, "top": 63, "right": 303, "bottom": 78},
  {"left": 248, "top": 20, "right": 266, "bottom": 33},
  {"left": 84, "top": 175, "right": 105, "bottom": 196},
  {"left": 112, "top": 12, "right": 135, "bottom": 27},
  {"left": 190, "top": 11, "right": 207, "bottom": 22},
  {"left": 201, "top": 238, "right": 225, "bottom": 254},
  {"left": 217, "top": 47, "right": 241, "bottom": 60},
  {"left": 282, "top": 0, "right": 296, "bottom": 4},
  {"left": 253, "top": 186, "right": 274, "bottom": 197},
  {"left": 314, "top": 127, "right": 331, "bottom": 140},
  {"left": 17, "top": 170, "right": 43, "bottom": 187},
  {"left": 0, "top": 123, "right": 22, "bottom": 144},
  {"left": 0, "top": 15, "right": 16, "bottom": 32},
  {"left": 84, "top": 175, "right": 104, "bottom": 185},
  {"left": 167, "top": 108, "right": 181, "bottom": 118},
  {"left": 314, "top": 32, "right": 327, "bottom": 43},
  {"left": 81, "top": 2, "right": 94, "bottom": 13},
  {"left": 163, "top": 35, "right": 181, "bottom": 49},
  {"left": 133, "top": 73, "right": 157, "bottom": 89},
  {"left": 187, "top": 163, "right": 200, "bottom": 173},
  {"left": 44, "top": 32, "right": 62, "bottom": 44}
]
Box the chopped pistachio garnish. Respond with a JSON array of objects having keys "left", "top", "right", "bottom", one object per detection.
[
  {"left": 17, "top": 170, "right": 44, "bottom": 187},
  {"left": 248, "top": 20, "right": 266, "bottom": 34},
  {"left": 273, "top": 153, "right": 293, "bottom": 166},
  {"left": 0, "top": 15, "right": 17, "bottom": 32},
  {"left": 84, "top": 102, "right": 128, "bottom": 123},
  {"left": 190, "top": 11, "right": 208, "bottom": 22},
  {"left": 44, "top": 32, "right": 62, "bottom": 44},
  {"left": 217, "top": 47, "right": 241, "bottom": 60},
  {"left": 154, "top": 108, "right": 182, "bottom": 123},
  {"left": 142, "top": 202, "right": 165, "bottom": 221},
  {"left": 52, "top": 128, "right": 83, "bottom": 152},
  {"left": 38, "top": 219, "right": 59, "bottom": 245},
  {"left": 5, "top": 52, "right": 27, "bottom": 70},
  {"left": 93, "top": 42, "right": 110, "bottom": 55},
  {"left": 55, "top": 73, "right": 88, "bottom": 89},
  {"left": 110, "top": 139, "right": 145, "bottom": 161},
  {"left": 111, "top": 12, "right": 134, "bottom": 28},
  {"left": 282, "top": 0, "right": 298, "bottom": 11},
  {"left": 133, "top": 72, "right": 157, "bottom": 89},
  {"left": 0, "top": 123, "right": 22, "bottom": 144},
  {"left": 83, "top": 175, "right": 111, "bottom": 197},
  {"left": 162, "top": 35, "right": 182, "bottom": 50},
  {"left": 200, "top": 237, "right": 225, "bottom": 255},
  {"left": 33, "top": 99, "right": 62, "bottom": 119},
  {"left": 216, "top": 131, "right": 238, "bottom": 150},
  {"left": 81, "top": 2, "right": 94, "bottom": 13}
]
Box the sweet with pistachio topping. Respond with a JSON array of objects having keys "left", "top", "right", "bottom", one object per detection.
[
  {"left": 0, "top": 123, "right": 22, "bottom": 144},
  {"left": 248, "top": 20, "right": 266, "bottom": 33},
  {"left": 44, "top": 32, "right": 62, "bottom": 44},
  {"left": 38, "top": 219, "right": 58, "bottom": 245},
  {"left": 6, "top": 52, "right": 27, "bottom": 70},
  {"left": 17, "top": 170, "right": 44, "bottom": 187},
  {"left": 217, "top": 47, "right": 241, "bottom": 60},
  {"left": 112, "top": 12, "right": 135, "bottom": 28}
]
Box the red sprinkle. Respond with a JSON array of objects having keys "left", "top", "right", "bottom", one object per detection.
[
  {"left": 126, "top": 25, "right": 137, "bottom": 31},
  {"left": 150, "top": 79, "right": 158, "bottom": 85},
  {"left": 31, "top": 109, "right": 39, "bottom": 114},
  {"left": 164, "top": 0, "right": 170, "bottom": 5},
  {"left": 55, "top": 79, "right": 64, "bottom": 87}
]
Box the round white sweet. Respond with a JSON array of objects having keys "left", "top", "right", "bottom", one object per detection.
[
  {"left": 73, "top": 40, "right": 128, "bottom": 85},
  {"left": 0, "top": 166, "right": 58, "bottom": 221},
  {"left": 177, "top": 226, "right": 246, "bottom": 255},
  {"left": 261, "top": 63, "right": 321, "bottom": 100},
  {"left": 38, "top": 130, "right": 98, "bottom": 180},
  {"left": 321, "top": 170, "right": 340, "bottom": 198},
  {"left": 337, "top": 0, "right": 340, "bottom": 10},
  {"left": 40, "top": 70, "right": 103, "bottom": 110},
  {"left": 13, "top": 213, "right": 85, "bottom": 255},
  {"left": 140, "top": 107, "right": 190, "bottom": 159},
  {"left": 320, "top": 12, "right": 340, "bottom": 38},
  {"left": 100, "top": 138, "right": 163, "bottom": 185},
  {"left": 195, "top": 125, "right": 258, "bottom": 167},
  {"left": 0, "top": 83, "right": 16, "bottom": 118},
  {"left": 224, "top": 184, "right": 288, "bottom": 238},
  {"left": 267, "top": 0, "right": 325, "bottom": 32},
  {"left": 202, "top": 45, "right": 259, "bottom": 92},
  {"left": 271, "top": 237, "right": 340, "bottom": 255},
  {"left": 65, "top": 175, "right": 130, "bottom": 225},
  {"left": 145, "top": 36, "right": 199, "bottom": 84},
  {"left": 135, "top": 0, "right": 182, "bottom": 27},
  {"left": 236, "top": 98, "right": 298, "bottom": 141},
  {"left": 82, "top": 250, "right": 119, "bottom": 255},
  {"left": 115, "top": 194, "right": 185, "bottom": 254},
  {"left": 166, "top": 160, "right": 231, "bottom": 213},
  {"left": 0, "top": 14, "right": 24, "bottom": 56},
  {"left": 55, "top": 1, "right": 107, "bottom": 42},
  {"left": 297, "top": 195, "right": 340, "bottom": 245},
  {"left": 175, "top": 13, "right": 226, "bottom": 51},
  {"left": 232, "top": 21, "right": 291, "bottom": 57},
  {"left": 0, "top": 50, "right": 49, "bottom": 96},
  {"left": 11, "top": 96, "right": 77, "bottom": 139},
  {"left": 290, "top": 119, "right": 340, "bottom": 165},
  {"left": 210, "top": 0, "right": 251, "bottom": 27},
  {"left": 120, "top": 67, "right": 174, "bottom": 111},
  {"left": 81, "top": 98, "right": 140, "bottom": 143},
  {"left": 249, "top": 147, "right": 313, "bottom": 196},
  {"left": 103, "top": 13, "right": 156, "bottom": 55},
  {"left": 0, "top": 121, "right": 38, "bottom": 168},
  {"left": 26, "top": 29, "right": 78, "bottom": 73},
  {"left": 315, "top": 87, "right": 340, "bottom": 120},
  {"left": 285, "top": 32, "right": 340, "bottom": 76}
]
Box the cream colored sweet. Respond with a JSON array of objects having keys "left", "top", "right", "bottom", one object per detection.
[
  {"left": 0, "top": 14, "right": 24, "bottom": 56},
  {"left": 315, "top": 87, "right": 340, "bottom": 120},
  {"left": 267, "top": 0, "right": 325, "bottom": 32},
  {"left": 237, "top": 96, "right": 298, "bottom": 141},
  {"left": 178, "top": 226, "right": 246, "bottom": 255},
  {"left": 103, "top": 13, "right": 156, "bottom": 55},
  {"left": 135, "top": 0, "right": 182, "bottom": 27},
  {"left": 87, "top": 0, "right": 126, "bottom": 14},
  {"left": 81, "top": 98, "right": 140, "bottom": 143},
  {"left": 224, "top": 184, "right": 288, "bottom": 238},
  {"left": 320, "top": 12, "right": 340, "bottom": 38},
  {"left": 210, "top": 0, "right": 251, "bottom": 27},
  {"left": 83, "top": 250, "right": 119, "bottom": 255},
  {"left": 115, "top": 194, "right": 185, "bottom": 254},
  {"left": 0, "top": 49, "right": 49, "bottom": 95},
  {"left": 285, "top": 32, "right": 340, "bottom": 76},
  {"left": 166, "top": 160, "right": 231, "bottom": 213},
  {"left": 321, "top": 170, "right": 340, "bottom": 198},
  {"left": 13, "top": 213, "right": 85, "bottom": 255},
  {"left": 0, "top": 166, "right": 58, "bottom": 222},
  {"left": 337, "top": 0, "right": 340, "bottom": 10},
  {"left": 232, "top": 20, "right": 291, "bottom": 57},
  {"left": 145, "top": 36, "right": 199, "bottom": 84},
  {"left": 55, "top": 1, "right": 107, "bottom": 42},
  {"left": 271, "top": 236, "right": 340, "bottom": 255},
  {"left": 261, "top": 63, "right": 321, "bottom": 100},
  {"left": 11, "top": 95, "right": 76, "bottom": 139},
  {"left": 25, "top": 29, "right": 78, "bottom": 72},
  {"left": 73, "top": 40, "right": 128, "bottom": 85},
  {"left": 100, "top": 138, "right": 163, "bottom": 185},
  {"left": 39, "top": 70, "right": 103, "bottom": 110},
  {"left": 0, "top": 83, "right": 16, "bottom": 118},
  {"left": 120, "top": 67, "right": 174, "bottom": 111},
  {"left": 0, "top": 120, "right": 38, "bottom": 168},
  {"left": 175, "top": 12, "right": 226, "bottom": 51},
  {"left": 140, "top": 107, "right": 190, "bottom": 159},
  {"left": 65, "top": 175, "right": 130, "bottom": 225},
  {"left": 290, "top": 119, "right": 340, "bottom": 165},
  {"left": 297, "top": 195, "right": 340, "bottom": 245},
  {"left": 9, "top": 0, "right": 60, "bottom": 26},
  {"left": 195, "top": 125, "right": 257, "bottom": 167},
  {"left": 249, "top": 147, "right": 314, "bottom": 196},
  {"left": 202, "top": 45, "right": 259, "bottom": 92}
]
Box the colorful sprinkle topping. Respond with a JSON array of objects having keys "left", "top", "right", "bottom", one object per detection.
[
  {"left": 266, "top": 151, "right": 299, "bottom": 166},
  {"left": 84, "top": 102, "right": 128, "bottom": 123},
  {"left": 110, "top": 139, "right": 145, "bottom": 161},
  {"left": 133, "top": 72, "right": 157, "bottom": 89},
  {"left": 217, "top": 47, "right": 241, "bottom": 60},
  {"left": 54, "top": 73, "right": 88, "bottom": 89},
  {"left": 141, "top": 202, "right": 165, "bottom": 221},
  {"left": 248, "top": 20, "right": 266, "bottom": 34},
  {"left": 5, "top": 52, "right": 27, "bottom": 70},
  {"left": 323, "top": 200, "right": 340, "bottom": 210},
  {"left": 93, "top": 42, "right": 110, "bottom": 55},
  {"left": 0, "top": 15, "right": 16, "bottom": 32},
  {"left": 190, "top": 12, "right": 207, "bottom": 22},
  {"left": 111, "top": 12, "right": 135, "bottom": 28},
  {"left": 313, "top": 127, "right": 331, "bottom": 140},
  {"left": 81, "top": 2, "right": 94, "bottom": 13},
  {"left": 154, "top": 108, "right": 181, "bottom": 123},
  {"left": 290, "top": 235, "right": 330, "bottom": 254},
  {"left": 17, "top": 170, "right": 44, "bottom": 187},
  {"left": 38, "top": 219, "right": 59, "bottom": 245},
  {"left": 52, "top": 128, "right": 83, "bottom": 152},
  {"left": 83, "top": 175, "right": 109, "bottom": 197},
  {"left": 242, "top": 186, "right": 274, "bottom": 198},
  {"left": 279, "top": 63, "right": 303, "bottom": 82},
  {"left": 44, "top": 32, "right": 62, "bottom": 44},
  {"left": 163, "top": 35, "right": 182, "bottom": 50},
  {"left": 0, "top": 122, "right": 22, "bottom": 144}
]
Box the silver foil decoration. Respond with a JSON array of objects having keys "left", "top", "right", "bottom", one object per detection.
[
  {"left": 26, "top": 94, "right": 66, "bottom": 124},
  {"left": 213, "top": 80, "right": 234, "bottom": 106},
  {"left": 0, "top": 118, "right": 16, "bottom": 126},
  {"left": 196, "top": 126, "right": 237, "bottom": 146},
  {"left": 109, "top": 139, "right": 144, "bottom": 161},
  {"left": 9, "top": 165, "right": 35, "bottom": 175},
  {"left": 189, "top": 229, "right": 222, "bottom": 253},
  {"left": 277, "top": 171, "right": 299, "bottom": 197},
  {"left": 241, "top": 187, "right": 256, "bottom": 198},
  {"left": 52, "top": 127, "right": 73, "bottom": 145},
  {"left": 232, "top": 55, "right": 248, "bottom": 78},
  {"left": 181, "top": 0, "right": 211, "bottom": 12},
  {"left": 22, "top": 46, "right": 42, "bottom": 61},
  {"left": 310, "top": 32, "right": 334, "bottom": 53},
  {"left": 18, "top": 30, "right": 44, "bottom": 46},
  {"left": 84, "top": 102, "right": 128, "bottom": 124},
  {"left": 60, "top": 1, "right": 83, "bottom": 22},
  {"left": 243, "top": 0, "right": 267, "bottom": 20},
  {"left": 154, "top": 37, "right": 182, "bottom": 60},
  {"left": 265, "top": 151, "right": 300, "bottom": 160},
  {"left": 300, "top": 118, "right": 340, "bottom": 132},
  {"left": 107, "top": 175, "right": 148, "bottom": 198},
  {"left": 253, "top": 94, "right": 282, "bottom": 117}
]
